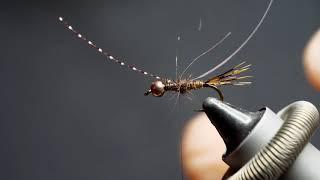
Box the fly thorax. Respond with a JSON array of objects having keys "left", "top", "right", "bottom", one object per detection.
[{"left": 164, "top": 80, "right": 178, "bottom": 91}]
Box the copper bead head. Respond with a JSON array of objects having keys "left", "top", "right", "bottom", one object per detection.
[{"left": 150, "top": 80, "right": 165, "bottom": 97}]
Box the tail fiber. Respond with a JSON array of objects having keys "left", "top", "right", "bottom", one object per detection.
[{"left": 205, "top": 62, "right": 252, "bottom": 86}]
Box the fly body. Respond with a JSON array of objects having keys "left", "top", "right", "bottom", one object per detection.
[
  {"left": 144, "top": 61, "right": 251, "bottom": 101},
  {"left": 144, "top": 79, "right": 204, "bottom": 97}
]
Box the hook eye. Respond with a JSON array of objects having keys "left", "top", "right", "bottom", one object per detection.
[{"left": 144, "top": 89, "right": 151, "bottom": 96}]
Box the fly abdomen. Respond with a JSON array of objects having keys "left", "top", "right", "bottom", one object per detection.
[
  {"left": 163, "top": 79, "right": 204, "bottom": 94},
  {"left": 188, "top": 80, "right": 204, "bottom": 90}
]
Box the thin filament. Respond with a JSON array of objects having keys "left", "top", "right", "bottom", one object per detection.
[
  {"left": 193, "top": 0, "right": 274, "bottom": 80},
  {"left": 176, "top": 55, "right": 178, "bottom": 80},
  {"left": 179, "top": 32, "right": 231, "bottom": 79},
  {"left": 198, "top": 18, "right": 202, "bottom": 31},
  {"left": 175, "top": 36, "right": 181, "bottom": 80}
]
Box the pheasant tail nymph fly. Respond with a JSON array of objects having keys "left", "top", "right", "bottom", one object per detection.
[
  {"left": 59, "top": 0, "right": 273, "bottom": 101},
  {"left": 144, "top": 62, "right": 251, "bottom": 101}
]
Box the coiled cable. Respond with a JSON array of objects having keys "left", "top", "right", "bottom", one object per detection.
[{"left": 228, "top": 101, "right": 319, "bottom": 180}]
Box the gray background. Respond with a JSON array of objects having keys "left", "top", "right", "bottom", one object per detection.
[{"left": 1, "top": 0, "right": 320, "bottom": 179}]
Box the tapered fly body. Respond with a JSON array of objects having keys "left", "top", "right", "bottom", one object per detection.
[{"left": 144, "top": 62, "right": 251, "bottom": 101}]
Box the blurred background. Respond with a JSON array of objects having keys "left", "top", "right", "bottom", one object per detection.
[{"left": 1, "top": 0, "right": 320, "bottom": 179}]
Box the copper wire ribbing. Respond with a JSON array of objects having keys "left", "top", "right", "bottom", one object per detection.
[{"left": 164, "top": 80, "right": 204, "bottom": 93}]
